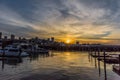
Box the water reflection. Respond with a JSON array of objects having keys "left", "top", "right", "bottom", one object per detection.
[
  {"left": 4, "top": 58, "right": 22, "bottom": 65},
  {"left": 89, "top": 51, "right": 108, "bottom": 80},
  {"left": 1, "top": 58, "right": 22, "bottom": 70},
  {"left": 0, "top": 51, "right": 119, "bottom": 80},
  {"left": 0, "top": 52, "right": 53, "bottom": 70},
  {"left": 29, "top": 52, "right": 53, "bottom": 61}
]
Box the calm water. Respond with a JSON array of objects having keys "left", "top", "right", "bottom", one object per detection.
[{"left": 0, "top": 51, "right": 120, "bottom": 80}]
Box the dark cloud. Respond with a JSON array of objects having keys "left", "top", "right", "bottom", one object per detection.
[
  {"left": 79, "top": 0, "right": 119, "bottom": 9},
  {"left": 0, "top": 23, "right": 36, "bottom": 37},
  {"left": 0, "top": 0, "right": 120, "bottom": 43}
]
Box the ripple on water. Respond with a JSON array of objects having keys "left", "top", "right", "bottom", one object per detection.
[{"left": 0, "top": 51, "right": 120, "bottom": 80}]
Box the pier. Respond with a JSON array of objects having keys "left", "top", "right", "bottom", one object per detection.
[{"left": 88, "top": 47, "right": 120, "bottom": 77}]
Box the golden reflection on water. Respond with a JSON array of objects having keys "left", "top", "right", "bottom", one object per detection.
[
  {"left": 30, "top": 51, "right": 98, "bottom": 69},
  {"left": 0, "top": 51, "right": 120, "bottom": 80}
]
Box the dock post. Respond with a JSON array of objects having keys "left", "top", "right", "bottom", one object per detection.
[
  {"left": 94, "top": 50, "right": 97, "bottom": 68},
  {"left": 90, "top": 49, "right": 93, "bottom": 64},
  {"left": 2, "top": 59, "right": 5, "bottom": 70},
  {"left": 103, "top": 51, "right": 107, "bottom": 80},
  {"left": 88, "top": 48, "right": 91, "bottom": 62},
  {"left": 98, "top": 49, "right": 101, "bottom": 76},
  {"left": 2, "top": 48, "right": 5, "bottom": 57},
  {"left": 18, "top": 48, "right": 22, "bottom": 57}
]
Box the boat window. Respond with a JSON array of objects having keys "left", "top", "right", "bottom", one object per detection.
[{"left": 9, "top": 49, "right": 19, "bottom": 52}]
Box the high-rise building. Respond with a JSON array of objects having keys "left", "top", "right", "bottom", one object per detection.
[
  {"left": 4, "top": 36, "right": 7, "bottom": 40},
  {"left": 19, "top": 37, "right": 21, "bottom": 40},
  {"left": 11, "top": 34, "right": 15, "bottom": 40},
  {"left": 76, "top": 41, "right": 80, "bottom": 44},
  {"left": 51, "top": 37, "right": 54, "bottom": 42}
]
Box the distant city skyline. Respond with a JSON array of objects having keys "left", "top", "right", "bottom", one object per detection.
[{"left": 0, "top": 0, "right": 120, "bottom": 44}]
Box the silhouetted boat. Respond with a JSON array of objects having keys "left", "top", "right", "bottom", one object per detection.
[
  {"left": 0, "top": 45, "right": 29, "bottom": 57},
  {"left": 20, "top": 43, "right": 49, "bottom": 53}
]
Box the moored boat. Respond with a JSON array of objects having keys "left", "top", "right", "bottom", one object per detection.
[{"left": 0, "top": 45, "right": 29, "bottom": 57}]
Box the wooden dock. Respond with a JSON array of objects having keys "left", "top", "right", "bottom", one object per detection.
[
  {"left": 101, "top": 57, "right": 119, "bottom": 64},
  {"left": 91, "top": 53, "right": 110, "bottom": 58},
  {"left": 88, "top": 48, "right": 120, "bottom": 76},
  {"left": 113, "top": 65, "right": 120, "bottom": 76}
]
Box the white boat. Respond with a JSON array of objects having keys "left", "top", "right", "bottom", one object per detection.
[
  {"left": 19, "top": 43, "right": 49, "bottom": 53},
  {"left": 0, "top": 45, "right": 29, "bottom": 57}
]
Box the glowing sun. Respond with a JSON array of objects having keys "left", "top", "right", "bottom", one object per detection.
[{"left": 66, "top": 39, "right": 71, "bottom": 44}]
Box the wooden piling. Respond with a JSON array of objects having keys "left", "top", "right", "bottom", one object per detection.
[
  {"left": 98, "top": 49, "right": 101, "bottom": 76},
  {"left": 94, "top": 50, "right": 97, "bottom": 68},
  {"left": 103, "top": 51, "right": 107, "bottom": 80},
  {"left": 2, "top": 59, "right": 4, "bottom": 70}
]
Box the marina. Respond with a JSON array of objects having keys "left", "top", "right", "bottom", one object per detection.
[
  {"left": 89, "top": 50, "right": 120, "bottom": 77},
  {"left": 0, "top": 35, "right": 120, "bottom": 80},
  {"left": 0, "top": 0, "right": 120, "bottom": 80},
  {"left": 0, "top": 51, "right": 120, "bottom": 80}
]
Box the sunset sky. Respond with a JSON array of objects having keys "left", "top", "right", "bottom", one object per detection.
[{"left": 0, "top": 0, "right": 120, "bottom": 44}]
